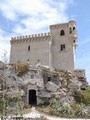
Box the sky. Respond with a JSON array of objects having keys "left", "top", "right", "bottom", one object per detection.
[{"left": 0, "top": 0, "right": 90, "bottom": 84}]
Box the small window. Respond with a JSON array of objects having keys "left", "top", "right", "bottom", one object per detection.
[
  {"left": 73, "top": 27, "right": 75, "bottom": 31},
  {"left": 69, "top": 27, "right": 72, "bottom": 33},
  {"left": 73, "top": 40, "right": 75, "bottom": 43},
  {"left": 61, "top": 44, "right": 65, "bottom": 51},
  {"left": 28, "top": 45, "right": 30, "bottom": 51},
  {"left": 60, "top": 30, "right": 65, "bottom": 36}
]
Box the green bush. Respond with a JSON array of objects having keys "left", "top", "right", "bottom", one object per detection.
[
  {"left": 50, "top": 100, "right": 62, "bottom": 113},
  {"left": 73, "top": 91, "right": 90, "bottom": 105},
  {"left": 75, "top": 103, "right": 90, "bottom": 118},
  {"left": 49, "top": 100, "right": 74, "bottom": 117},
  {"left": 37, "top": 101, "right": 90, "bottom": 118}
]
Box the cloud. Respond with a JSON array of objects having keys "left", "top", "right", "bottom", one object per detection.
[
  {"left": 0, "top": 27, "right": 11, "bottom": 61},
  {"left": 0, "top": 0, "right": 74, "bottom": 60},
  {"left": 0, "top": 0, "right": 17, "bottom": 21},
  {"left": 0, "top": 0, "right": 74, "bottom": 35}
]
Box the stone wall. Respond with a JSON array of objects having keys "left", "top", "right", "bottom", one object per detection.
[
  {"left": 73, "top": 69, "right": 86, "bottom": 78},
  {"left": 10, "top": 35, "right": 50, "bottom": 66}
]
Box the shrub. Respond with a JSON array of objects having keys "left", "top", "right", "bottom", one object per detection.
[
  {"left": 50, "top": 100, "right": 63, "bottom": 113},
  {"left": 14, "top": 64, "right": 29, "bottom": 76},
  {"left": 50, "top": 100, "right": 74, "bottom": 117},
  {"left": 61, "top": 103, "right": 74, "bottom": 117},
  {"left": 75, "top": 103, "right": 89, "bottom": 118},
  {"left": 73, "top": 91, "right": 90, "bottom": 105},
  {"left": 42, "top": 70, "right": 50, "bottom": 83}
]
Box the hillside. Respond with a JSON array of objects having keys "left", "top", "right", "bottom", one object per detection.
[{"left": 0, "top": 61, "right": 90, "bottom": 118}]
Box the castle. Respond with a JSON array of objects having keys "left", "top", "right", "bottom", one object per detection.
[
  {"left": 10, "top": 20, "right": 78, "bottom": 71},
  {"left": 8, "top": 21, "right": 87, "bottom": 106}
]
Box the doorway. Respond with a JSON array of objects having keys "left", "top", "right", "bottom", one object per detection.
[{"left": 29, "top": 90, "right": 37, "bottom": 105}]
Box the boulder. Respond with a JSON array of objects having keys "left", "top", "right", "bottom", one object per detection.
[
  {"left": 45, "top": 81, "right": 59, "bottom": 92},
  {"left": 51, "top": 91, "right": 66, "bottom": 99},
  {"left": 60, "top": 97, "right": 71, "bottom": 104},
  {"left": 68, "top": 81, "right": 81, "bottom": 92},
  {"left": 38, "top": 91, "right": 51, "bottom": 98}
]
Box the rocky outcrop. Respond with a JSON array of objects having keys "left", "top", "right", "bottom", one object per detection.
[
  {"left": 45, "top": 81, "right": 59, "bottom": 92},
  {"left": 0, "top": 62, "right": 88, "bottom": 106}
]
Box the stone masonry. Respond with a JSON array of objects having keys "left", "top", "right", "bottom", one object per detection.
[{"left": 10, "top": 20, "right": 78, "bottom": 71}]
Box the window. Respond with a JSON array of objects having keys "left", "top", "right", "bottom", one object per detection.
[
  {"left": 61, "top": 44, "right": 65, "bottom": 51},
  {"left": 60, "top": 30, "right": 65, "bottom": 36},
  {"left": 73, "top": 40, "right": 75, "bottom": 43},
  {"left": 73, "top": 27, "right": 75, "bottom": 31},
  {"left": 69, "top": 27, "right": 72, "bottom": 33},
  {"left": 28, "top": 45, "right": 30, "bottom": 51}
]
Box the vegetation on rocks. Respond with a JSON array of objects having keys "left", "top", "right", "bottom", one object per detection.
[
  {"left": 73, "top": 86, "right": 90, "bottom": 105},
  {"left": 0, "top": 61, "right": 89, "bottom": 119},
  {"left": 14, "top": 64, "right": 29, "bottom": 76},
  {"left": 37, "top": 99, "right": 90, "bottom": 118},
  {"left": 36, "top": 85, "right": 90, "bottom": 118}
]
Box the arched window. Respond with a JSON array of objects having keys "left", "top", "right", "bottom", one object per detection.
[
  {"left": 69, "top": 27, "right": 72, "bottom": 33},
  {"left": 60, "top": 44, "right": 65, "bottom": 51},
  {"left": 60, "top": 30, "right": 65, "bottom": 36},
  {"left": 28, "top": 45, "right": 30, "bottom": 51},
  {"left": 73, "top": 27, "right": 75, "bottom": 31}
]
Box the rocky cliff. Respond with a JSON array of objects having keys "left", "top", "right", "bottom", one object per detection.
[{"left": 0, "top": 61, "right": 88, "bottom": 106}]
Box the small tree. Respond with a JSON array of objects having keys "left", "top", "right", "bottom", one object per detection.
[{"left": 1, "top": 50, "right": 9, "bottom": 63}]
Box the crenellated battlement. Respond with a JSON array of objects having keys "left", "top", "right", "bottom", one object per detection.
[
  {"left": 11, "top": 32, "right": 51, "bottom": 40},
  {"left": 10, "top": 20, "right": 78, "bottom": 72}
]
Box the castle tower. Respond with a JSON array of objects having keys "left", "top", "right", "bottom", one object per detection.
[{"left": 50, "top": 20, "right": 78, "bottom": 71}]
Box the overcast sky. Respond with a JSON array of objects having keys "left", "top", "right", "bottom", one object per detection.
[{"left": 0, "top": 0, "right": 90, "bottom": 84}]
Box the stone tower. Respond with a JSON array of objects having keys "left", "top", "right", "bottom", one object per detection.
[
  {"left": 10, "top": 20, "right": 78, "bottom": 71},
  {"left": 50, "top": 20, "right": 78, "bottom": 71}
]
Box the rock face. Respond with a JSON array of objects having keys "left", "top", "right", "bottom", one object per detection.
[
  {"left": 0, "top": 61, "right": 88, "bottom": 106},
  {"left": 45, "top": 81, "right": 59, "bottom": 92}
]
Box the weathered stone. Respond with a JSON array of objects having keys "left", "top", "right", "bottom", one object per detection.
[
  {"left": 38, "top": 91, "right": 51, "bottom": 98},
  {"left": 68, "top": 81, "right": 81, "bottom": 91},
  {"left": 37, "top": 97, "right": 45, "bottom": 105},
  {"left": 51, "top": 92, "right": 60, "bottom": 98},
  {"left": 62, "top": 80, "right": 67, "bottom": 87},
  {"left": 58, "top": 76, "right": 62, "bottom": 81},
  {"left": 73, "top": 69, "right": 86, "bottom": 78},
  {"left": 60, "top": 97, "right": 71, "bottom": 104},
  {"left": 62, "top": 88, "right": 68, "bottom": 92},
  {"left": 45, "top": 81, "right": 59, "bottom": 92},
  {"left": 51, "top": 91, "right": 66, "bottom": 99}
]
